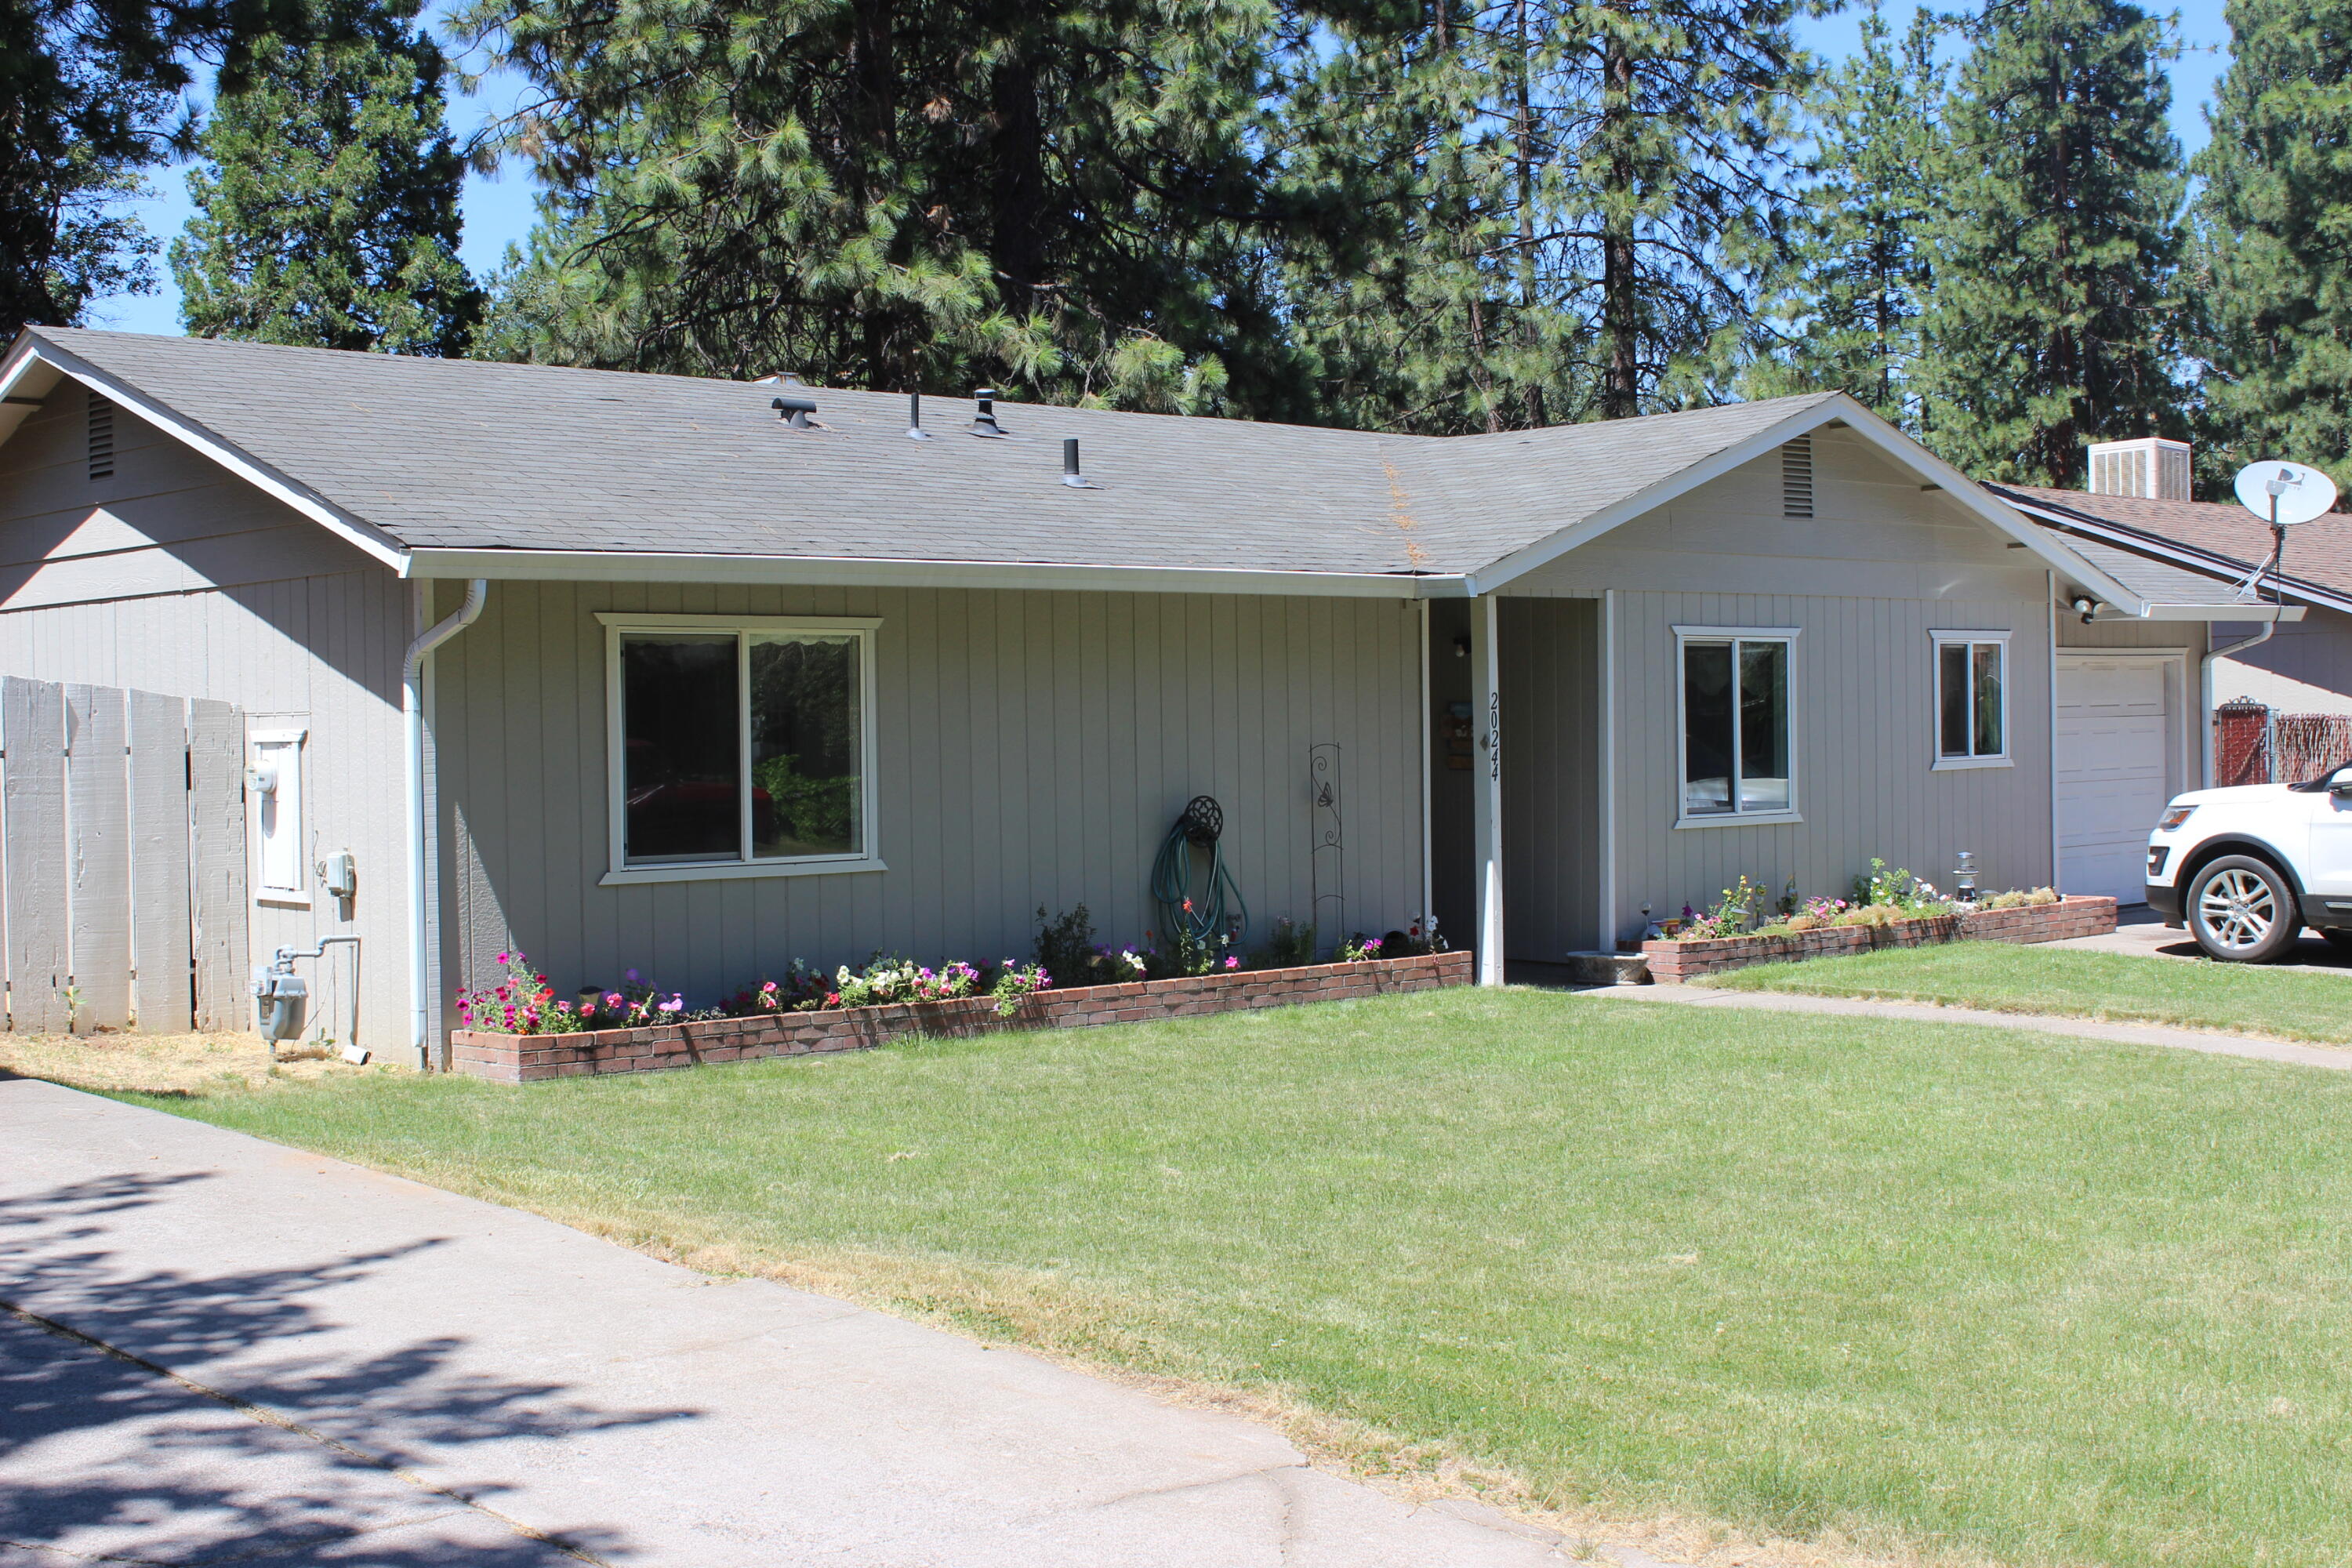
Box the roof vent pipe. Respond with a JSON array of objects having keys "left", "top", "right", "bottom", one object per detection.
[
  {"left": 1062, "top": 437, "right": 1092, "bottom": 488},
  {"left": 970, "top": 389, "right": 1007, "bottom": 438},
  {"left": 772, "top": 395, "right": 816, "bottom": 429},
  {"left": 907, "top": 391, "right": 932, "bottom": 440}
]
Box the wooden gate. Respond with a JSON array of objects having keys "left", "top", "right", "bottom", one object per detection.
[{"left": 0, "top": 676, "right": 248, "bottom": 1033}]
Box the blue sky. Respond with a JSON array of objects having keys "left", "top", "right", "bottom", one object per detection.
[{"left": 81, "top": 0, "right": 2234, "bottom": 337}]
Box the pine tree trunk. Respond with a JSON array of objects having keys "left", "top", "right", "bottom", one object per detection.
[
  {"left": 1601, "top": 16, "right": 1639, "bottom": 419},
  {"left": 989, "top": 49, "right": 1046, "bottom": 319}
]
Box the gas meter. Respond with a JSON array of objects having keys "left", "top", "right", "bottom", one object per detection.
[{"left": 252, "top": 965, "right": 308, "bottom": 1041}]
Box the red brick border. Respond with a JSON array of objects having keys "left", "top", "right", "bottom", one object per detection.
[
  {"left": 1640, "top": 896, "right": 2118, "bottom": 985},
  {"left": 452, "top": 949, "right": 1476, "bottom": 1083}
]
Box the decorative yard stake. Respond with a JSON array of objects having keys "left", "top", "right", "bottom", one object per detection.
[{"left": 1310, "top": 743, "right": 1344, "bottom": 947}]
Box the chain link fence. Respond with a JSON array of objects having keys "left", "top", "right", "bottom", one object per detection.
[{"left": 2214, "top": 700, "right": 2352, "bottom": 786}]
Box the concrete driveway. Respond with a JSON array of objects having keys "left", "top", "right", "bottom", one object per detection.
[
  {"left": 0, "top": 1075, "right": 1589, "bottom": 1568},
  {"left": 2049, "top": 903, "right": 2352, "bottom": 975}
]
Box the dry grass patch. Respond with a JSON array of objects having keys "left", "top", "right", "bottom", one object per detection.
[{"left": 0, "top": 1028, "right": 387, "bottom": 1095}]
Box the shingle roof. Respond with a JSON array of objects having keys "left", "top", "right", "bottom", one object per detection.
[
  {"left": 2046, "top": 532, "right": 2267, "bottom": 608},
  {"left": 21, "top": 327, "right": 1837, "bottom": 579},
  {"left": 1993, "top": 482, "right": 2352, "bottom": 608}
]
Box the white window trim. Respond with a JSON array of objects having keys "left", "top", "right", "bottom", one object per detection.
[
  {"left": 1930, "top": 629, "right": 2013, "bottom": 771},
  {"left": 1672, "top": 625, "right": 1802, "bottom": 829},
  {"left": 249, "top": 725, "right": 311, "bottom": 908},
  {"left": 596, "top": 612, "right": 885, "bottom": 886}
]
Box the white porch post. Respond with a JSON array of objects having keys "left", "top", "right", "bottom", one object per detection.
[{"left": 1470, "top": 592, "right": 1505, "bottom": 985}]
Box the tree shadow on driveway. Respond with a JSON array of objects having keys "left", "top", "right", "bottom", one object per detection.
[{"left": 2, "top": 1171, "right": 695, "bottom": 1566}]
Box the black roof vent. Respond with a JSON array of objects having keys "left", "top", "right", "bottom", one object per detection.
[
  {"left": 1062, "top": 437, "right": 1099, "bottom": 489},
  {"left": 907, "top": 391, "right": 932, "bottom": 441},
  {"left": 970, "top": 389, "right": 1007, "bottom": 438},
  {"left": 772, "top": 395, "right": 817, "bottom": 430}
]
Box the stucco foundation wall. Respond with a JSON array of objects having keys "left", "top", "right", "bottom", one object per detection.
[
  {"left": 0, "top": 382, "right": 411, "bottom": 1047},
  {"left": 430, "top": 579, "right": 1428, "bottom": 1024}
]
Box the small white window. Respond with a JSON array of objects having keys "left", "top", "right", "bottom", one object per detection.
[
  {"left": 1675, "top": 626, "right": 1800, "bottom": 826},
  {"left": 598, "top": 614, "right": 884, "bottom": 885},
  {"left": 249, "top": 728, "right": 308, "bottom": 906},
  {"left": 1932, "top": 631, "right": 2011, "bottom": 769}
]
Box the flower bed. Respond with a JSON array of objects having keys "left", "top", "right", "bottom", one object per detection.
[
  {"left": 1641, "top": 896, "right": 2118, "bottom": 985},
  {"left": 451, "top": 949, "right": 1474, "bottom": 1083}
]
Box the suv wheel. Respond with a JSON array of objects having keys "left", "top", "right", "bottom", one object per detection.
[{"left": 2187, "top": 855, "right": 2301, "bottom": 963}]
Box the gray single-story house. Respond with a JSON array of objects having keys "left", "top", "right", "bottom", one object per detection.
[{"left": 0, "top": 328, "right": 2284, "bottom": 1064}]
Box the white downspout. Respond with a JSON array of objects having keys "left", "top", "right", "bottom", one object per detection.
[
  {"left": 405, "top": 578, "right": 487, "bottom": 1070},
  {"left": 2201, "top": 619, "right": 2278, "bottom": 789}
]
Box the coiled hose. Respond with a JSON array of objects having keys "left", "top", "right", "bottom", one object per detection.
[{"left": 1151, "top": 796, "right": 1248, "bottom": 948}]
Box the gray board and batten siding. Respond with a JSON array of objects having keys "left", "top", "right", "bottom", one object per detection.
[
  {"left": 1507, "top": 427, "right": 2063, "bottom": 949},
  {"left": 0, "top": 383, "right": 412, "bottom": 1047},
  {"left": 430, "top": 578, "right": 1429, "bottom": 1018}
]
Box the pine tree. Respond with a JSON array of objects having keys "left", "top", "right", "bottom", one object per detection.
[
  {"left": 1744, "top": 1, "right": 1944, "bottom": 423},
  {"left": 1283, "top": 0, "right": 1814, "bottom": 432},
  {"left": 171, "top": 0, "right": 477, "bottom": 354},
  {"left": 1918, "top": 0, "right": 2188, "bottom": 485},
  {"left": 2189, "top": 0, "right": 2352, "bottom": 496},
  {"left": 462, "top": 0, "right": 1309, "bottom": 413}
]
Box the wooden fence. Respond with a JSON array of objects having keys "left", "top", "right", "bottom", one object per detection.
[{"left": 0, "top": 675, "right": 248, "bottom": 1033}]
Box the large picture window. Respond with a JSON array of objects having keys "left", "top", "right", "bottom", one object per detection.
[
  {"left": 1932, "top": 631, "right": 2010, "bottom": 768},
  {"left": 599, "top": 615, "right": 880, "bottom": 884},
  {"left": 1676, "top": 626, "right": 1798, "bottom": 824}
]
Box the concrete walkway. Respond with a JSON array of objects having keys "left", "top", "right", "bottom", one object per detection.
[
  {"left": 0, "top": 1075, "right": 1594, "bottom": 1568},
  {"left": 2045, "top": 903, "right": 2352, "bottom": 974},
  {"left": 1587, "top": 984, "right": 2352, "bottom": 1072}
]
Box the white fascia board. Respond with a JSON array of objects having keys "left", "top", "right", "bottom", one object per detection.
[
  {"left": 2004, "top": 496, "right": 2352, "bottom": 619},
  {"left": 2097, "top": 604, "right": 2307, "bottom": 623},
  {"left": 404, "top": 546, "right": 1466, "bottom": 600},
  {"left": 1466, "top": 396, "right": 1849, "bottom": 595},
  {"left": 1, "top": 332, "right": 410, "bottom": 572}
]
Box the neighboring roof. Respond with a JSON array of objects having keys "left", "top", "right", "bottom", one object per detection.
[
  {"left": 1993, "top": 483, "right": 2352, "bottom": 618},
  {"left": 2, "top": 326, "right": 2126, "bottom": 601}
]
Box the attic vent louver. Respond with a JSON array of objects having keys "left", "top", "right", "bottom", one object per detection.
[
  {"left": 772, "top": 395, "right": 816, "bottom": 429},
  {"left": 970, "top": 389, "right": 1007, "bottom": 438},
  {"left": 86, "top": 391, "right": 114, "bottom": 481},
  {"left": 1781, "top": 434, "right": 1813, "bottom": 518}
]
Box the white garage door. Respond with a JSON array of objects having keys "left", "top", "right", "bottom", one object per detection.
[{"left": 2056, "top": 654, "right": 2177, "bottom": 903}]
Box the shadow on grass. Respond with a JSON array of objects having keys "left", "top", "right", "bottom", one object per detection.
[{"left": 2, "top": 1170, "right": 693, "bottom": 1564}]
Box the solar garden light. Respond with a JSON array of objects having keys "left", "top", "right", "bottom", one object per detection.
[{"left": 1954, "top": 850, "right": 1979, "bottom": 906}]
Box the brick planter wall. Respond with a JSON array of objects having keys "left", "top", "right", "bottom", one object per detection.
[
  {"left": 452, "top": 949, "right": 1475, "bottom": 1083},
  {"left": 1640, "top": 895, "right": 2118, "bottom": 985}
]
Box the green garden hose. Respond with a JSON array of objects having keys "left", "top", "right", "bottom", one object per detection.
[{"left": 1151, "top": 796, "right": 1249, "bottom": 949}]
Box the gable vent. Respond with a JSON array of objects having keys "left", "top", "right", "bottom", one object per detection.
[
  {"left": 1780, "top": 434, "right": 1813, "bottom": 518},
  {"left": 86, "top": 392, "right": 114, "bottom": 481}
]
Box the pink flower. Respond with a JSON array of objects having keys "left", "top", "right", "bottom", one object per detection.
[
  {"left": 1224, "top": 956, "right": 1239, "bottom": 970},
  {"left": 496, "top": 952, "right": 510, "bottom": 964}
]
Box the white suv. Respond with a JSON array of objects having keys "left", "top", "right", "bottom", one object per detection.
[{"left": 2144, "top": 768, "right": 2352, "bottom": 962}]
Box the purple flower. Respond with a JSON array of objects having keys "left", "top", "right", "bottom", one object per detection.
[{"left": 626, "top": 967, "right": 642, "bottom": 984}]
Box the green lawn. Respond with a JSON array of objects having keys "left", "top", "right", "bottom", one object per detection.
[
  {"left": 1712, "top": 940, "right": 2352, "bottom": 1044},
  {"left": 114, "top": 989, "right": 2352, "bottom": 1568}
]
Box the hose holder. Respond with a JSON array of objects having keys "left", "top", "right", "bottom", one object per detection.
[{"left": 1178, "top": 795, "right": 1223, "bottom": 847}]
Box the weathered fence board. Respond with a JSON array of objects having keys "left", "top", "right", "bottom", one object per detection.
[
  {"left": 64, "top": 684, "right": 132, "bottom": 1029},
  {"left": 187, "top": 699, "right": 249, "bottom": 1030},
  {"left": 127, "top": 689, "right": 195, "bottom": 1032},
  {"left": 2, "top": 677, "right": 69, "bottom": 1033}
]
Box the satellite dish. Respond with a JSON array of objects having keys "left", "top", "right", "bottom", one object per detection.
[{"left": 2234, "top": 460, "right": 2339, "bottom": 526}]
